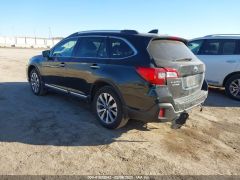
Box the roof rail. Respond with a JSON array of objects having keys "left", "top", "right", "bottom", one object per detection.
[
  {"left": 120, "top": 30, "right": 138, "bottom": 34},
  {"left": 205, "top": 34, "right": 240, "bottom": 37},
  {"left": 78, "top": 30, "right": 121, "bottom": 34}
]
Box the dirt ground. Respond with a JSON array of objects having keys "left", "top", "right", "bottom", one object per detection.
[{"left": 0, "top": 48, "right": 239, "bottom": 175}]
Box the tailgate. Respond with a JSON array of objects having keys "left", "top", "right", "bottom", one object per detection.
[{"left": 147, "top": 39, "right": 206, "bottom": 99}]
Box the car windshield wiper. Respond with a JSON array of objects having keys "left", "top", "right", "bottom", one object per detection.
[{"left": 173, "top": 58, "right": 192, "bottom": 62}]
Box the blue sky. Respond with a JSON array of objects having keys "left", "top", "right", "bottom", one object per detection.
[{"left": 0, "top": 0, "right": 239, "bottom": 39}]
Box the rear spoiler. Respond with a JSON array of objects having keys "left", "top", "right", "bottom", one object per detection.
[
  {"left": 148, "top": 29, "right": 159, "bottom": 34},
  {"left": 152, "top": 36, "right": 188, "bottom": 45}
]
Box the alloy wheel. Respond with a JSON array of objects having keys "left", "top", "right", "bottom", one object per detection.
[
  {"left": 96, "top": 93, "right": 118, "bottom": 124},
  {"left": 229, "top": 79, "right": 240, "bottom": 98},
  {"left": 30, "top": 72, "right": 40, "bottom": 93}
]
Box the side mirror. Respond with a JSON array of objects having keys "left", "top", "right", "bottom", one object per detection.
[{"left": 42, "top": 50, "right": 50, "bottom": 58}]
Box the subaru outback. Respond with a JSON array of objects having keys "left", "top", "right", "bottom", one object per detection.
[{"left": 27, "top": 30, "right": 208, "bottom": 129}]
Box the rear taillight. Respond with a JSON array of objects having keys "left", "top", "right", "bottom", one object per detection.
[{"left": 136, "top": 67, "right": 179, "bottom": 85}]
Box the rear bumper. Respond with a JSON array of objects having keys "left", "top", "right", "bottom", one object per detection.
[
  {"left": 128, "top": 89, "right": 208, "bottom": 122},
  {"left": 158, "top": 89, "right": 208, "bottom": 121}
]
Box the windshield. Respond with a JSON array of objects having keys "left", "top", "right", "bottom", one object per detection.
[{"left": 147, "top": 40, "right": 196, "bottom": 62}]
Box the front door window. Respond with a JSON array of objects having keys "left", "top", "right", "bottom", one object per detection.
[{"left": 51, "top": 38, "right": 78, "bottom": 57}]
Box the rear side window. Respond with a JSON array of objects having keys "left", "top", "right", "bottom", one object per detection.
[
  {"left": 188, "top": 40, "right": 203, "bottom": 55},
  {"left": 222, "top": 40, "right": 237, "bottom": 55},
  {"left": 199, "top": 40, "right": 220, "bottom": 55},
  {"left": 148, "top": 40, "right": 195, "bottom": 62},
  {"left": 110, "top": 38, "right": 134, "bottom": 58},
  {"left": 75, "top": 37, "right": 107, "bottom": 58}
]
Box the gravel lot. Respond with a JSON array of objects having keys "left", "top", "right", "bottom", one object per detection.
[{"left": 0, "top": 48, "right": 240, "bottom": 175}]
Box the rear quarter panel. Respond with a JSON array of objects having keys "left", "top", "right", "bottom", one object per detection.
[
  {"left": 235, "top": 57, "right": 240, "bottom": 71},
  {"left": 91, "top": 64, "right": 156, "bottom": 111}
]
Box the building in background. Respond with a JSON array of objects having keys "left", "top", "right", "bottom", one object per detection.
[{"left": 0, "top": 36, "right": 62, "bottom": 48}]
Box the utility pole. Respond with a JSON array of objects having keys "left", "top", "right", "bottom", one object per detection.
[
  {"left": 12, "top": 26, "right": 17, "bottom": 46},
  {"left": 34, "top": 29, "right": 37, "bottom": 45}
]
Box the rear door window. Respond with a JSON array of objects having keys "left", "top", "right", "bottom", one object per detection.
[
  {"left": 222, "top": 40, "right": 237, "bottom": 55},
  {"left": 110, "top": 38, "right": 135, "bottom": 58},
  {"left": 188, "top": 40, "right": 203, "bottom": 55},
  {"left": 75, "top": 37, "right": 107, "bottom": 58},
  {"left": 199, "top": 40, "right": 221, "bottom": 55}
]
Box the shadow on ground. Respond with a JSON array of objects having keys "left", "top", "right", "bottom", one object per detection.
[
  {"left": 0, "top": 82, "right": 149, "bottom": 147},
  {"left": 0, "top": 82, "right": 238, "bottom": 146},
  {"left": 204, "top": 87, "right": 240, "bottom": 108}
]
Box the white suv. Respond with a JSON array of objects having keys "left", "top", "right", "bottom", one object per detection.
[{"left": 188, "top": 34, "right": 240, "bottom": 101}]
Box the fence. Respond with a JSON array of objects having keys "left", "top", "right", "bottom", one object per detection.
[{"left": 0, "top": 36, "right": 62, "bottom": 48}]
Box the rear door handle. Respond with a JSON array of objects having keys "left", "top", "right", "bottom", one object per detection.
[
  {"left": 226, "top": 60, "right": 237, "bottom": 63},
  {"left": 90, "top": 64, "right": 100, "bottom": 69}
]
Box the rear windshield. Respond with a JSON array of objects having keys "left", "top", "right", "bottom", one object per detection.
[{"left": 147, "top": 40, "right": 196, "bottom": 62}]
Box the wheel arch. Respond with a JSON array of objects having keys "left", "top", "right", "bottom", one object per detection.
[
  {"left": 90, "top": 79, "right": 129, "bottom": 120},
  {"left": 90, "top": 79, "right": 126, "bottom": 106},
  {"left": 27, "top": 65, "right": 37, "bottom": 81},
  {"left": 223, "top": 71, "right": 240, "bottom": 86},
  {"left": 27, "top": 64, "right": 43, "bottom": 81}
]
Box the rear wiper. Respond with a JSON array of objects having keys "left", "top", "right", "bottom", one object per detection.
[{"left": 173, "top": 58, "right": 192, "bottom": 62}]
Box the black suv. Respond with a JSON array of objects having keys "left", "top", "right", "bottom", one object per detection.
[{"left": 27, "top": 30, "right": 208, "bottom": 129}]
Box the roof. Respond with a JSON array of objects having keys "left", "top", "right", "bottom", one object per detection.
[
  {"left": 68, "top": 30, "right": 157, "bottom": 37},
  {"left": 68, "top": 30, "right": 157, "bottom": 38},
  {"left": 67, "top": 30, "right": 187, "bottom": 43}
]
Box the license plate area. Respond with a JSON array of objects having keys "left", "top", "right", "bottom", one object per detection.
[{"left": 182, "top": 74, "right": 200, "bottom": 89}]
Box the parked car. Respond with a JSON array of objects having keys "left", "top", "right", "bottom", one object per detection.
[
  {"left": 188, "top": 34, "right": 240, "bottom": 100},
  {"left": 27, "top": 30, "right": 208, "bottom": 129}
]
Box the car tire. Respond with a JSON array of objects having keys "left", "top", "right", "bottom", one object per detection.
[
  {"left": 225, "top": 74, "right": 240, "bottom": 101},
  {"left": 29, "top": 68, "right": 47, "bottom": 96},
  {"left": 92, "top": 86, "right": 128, "bottom": 129}
]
